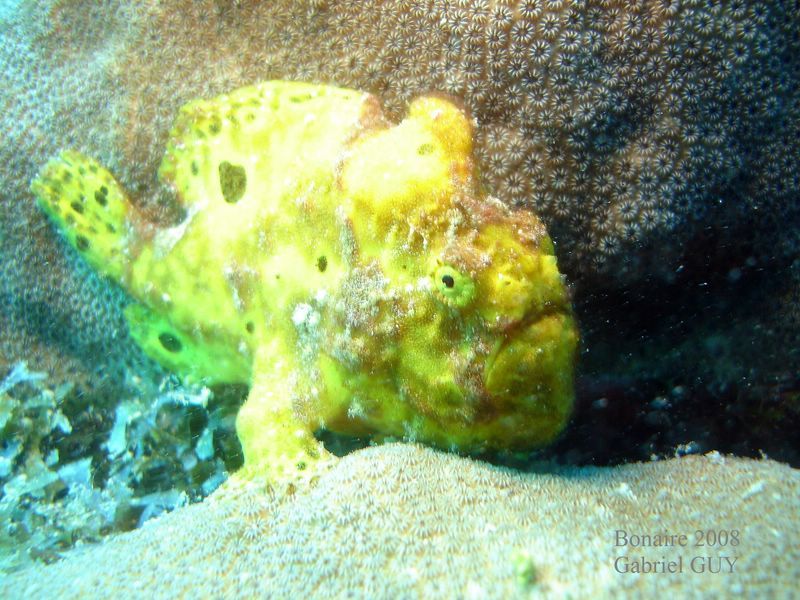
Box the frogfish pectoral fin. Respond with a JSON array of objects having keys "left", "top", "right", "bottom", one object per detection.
[
  {"left": 235, "top": 342, "right": 335, "bottom": 483},
  {"left": 124, "top": 303, "right": 251, "bottom": 386}
]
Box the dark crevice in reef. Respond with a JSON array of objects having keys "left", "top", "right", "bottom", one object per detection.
[{"left": 563, "top": 224, "right": 800, "bottom": 468}]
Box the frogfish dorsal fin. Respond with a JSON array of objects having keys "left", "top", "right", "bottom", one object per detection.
[{"left": 157, "top": 80, "right": 375, "bottom": 213}]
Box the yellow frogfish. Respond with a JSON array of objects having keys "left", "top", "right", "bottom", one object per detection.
[{"left": 32, "top": 81, "right": 579, "bottom": 482}]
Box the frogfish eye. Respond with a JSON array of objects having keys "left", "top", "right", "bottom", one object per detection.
[{"left": 433, "top": 265, "right": 475, "bottom": 307}]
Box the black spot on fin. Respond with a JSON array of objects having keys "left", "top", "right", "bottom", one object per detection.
[
  {"left": 219, "top": 161, "right": 247, "bottom": 204},
  {"left": 158, "top": 332, "right": 182, "bottom": 353}
]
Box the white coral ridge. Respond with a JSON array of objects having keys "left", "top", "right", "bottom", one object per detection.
[{"left": 2, "top": 444, "right": 798, "bottom": 599}]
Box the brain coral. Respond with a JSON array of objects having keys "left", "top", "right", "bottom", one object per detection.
[
  {"left": 0, "top": 1, "right": 798, "bottom": 449},
  {"left": 1, "top": 445, "right": 798, "bottom": 598}
]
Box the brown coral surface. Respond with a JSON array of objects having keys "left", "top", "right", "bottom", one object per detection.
[{"left": 1, "top": 445, "right": 798, "bottom": 599}]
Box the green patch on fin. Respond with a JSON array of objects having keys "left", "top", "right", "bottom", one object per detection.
[
  {"left": 124, "top": 303, "right": 251, "bottom": 385},
  {"left": 31, "top": 150, "right": 129, "bottom": 281}
]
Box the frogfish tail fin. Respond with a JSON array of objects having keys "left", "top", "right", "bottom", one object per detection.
[{"left": 31, "top": 150, "right": 130, "bottom": 282}]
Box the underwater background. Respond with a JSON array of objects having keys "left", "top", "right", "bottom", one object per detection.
[{"left": 0, "top": 1, "right": 798, "bottom": 597}]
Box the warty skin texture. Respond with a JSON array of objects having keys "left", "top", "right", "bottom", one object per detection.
[{"left": 31, "top": 81, "right": 578, "bottom": 481}]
